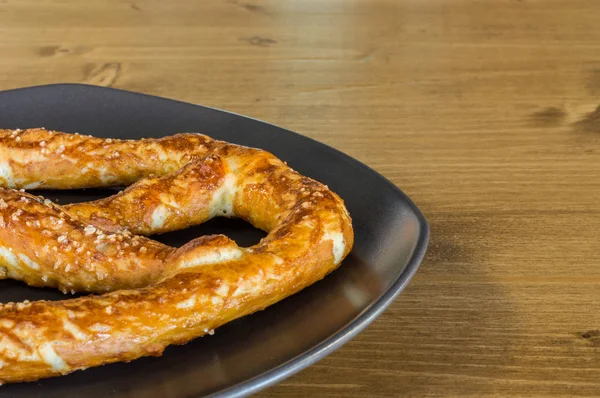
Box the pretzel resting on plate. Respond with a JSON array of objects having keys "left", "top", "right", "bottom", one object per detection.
[{"left": 0, "top": 128, "right": 353, "bottom": 384}]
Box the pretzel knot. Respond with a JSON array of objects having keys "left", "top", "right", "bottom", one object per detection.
[{"left": 0, "top": 128, "right": 353, "bottom": 383}]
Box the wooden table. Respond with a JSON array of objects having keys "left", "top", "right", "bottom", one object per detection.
[{"left": 2, "top": 0, "right": 600, "bottom": 396}]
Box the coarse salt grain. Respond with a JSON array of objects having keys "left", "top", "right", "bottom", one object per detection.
[{"left": 84, "top": 225, "right": 96, "bottom": 235}]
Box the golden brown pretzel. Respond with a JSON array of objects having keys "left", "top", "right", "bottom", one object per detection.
[{"left": 0, "top": 128, "right": 353, "bottom": 384}]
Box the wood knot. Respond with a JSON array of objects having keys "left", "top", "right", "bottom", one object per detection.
[
  {"left": 581, "top": 330, "right": 600, "bottom": 339},
  {"left": 84, "top": 63, "right": 122, "bottom": 87},
  {"left": 529, "top": 107, "right": 566, "bottom": 127}
]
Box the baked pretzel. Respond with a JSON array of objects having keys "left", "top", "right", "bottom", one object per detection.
[{"left": 0, "top": 128, "right": 353, "bottom": 384}]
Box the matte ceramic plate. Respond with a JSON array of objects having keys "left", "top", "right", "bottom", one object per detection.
[{"left": 0, "top": 84, "right": 429, "bottom": 398}]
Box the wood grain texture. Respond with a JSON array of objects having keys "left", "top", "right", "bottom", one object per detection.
[{"left": 1, "top": 0, "right": 600, "bottom": 396}]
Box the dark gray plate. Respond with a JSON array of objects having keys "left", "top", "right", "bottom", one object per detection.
[{"left": 0, "top": 84, "right": 429, "bottom": 398}]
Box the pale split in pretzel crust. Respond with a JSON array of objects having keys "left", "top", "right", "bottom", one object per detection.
[{"left": 0, "top": 128, "right": 354, "bottom": 383}]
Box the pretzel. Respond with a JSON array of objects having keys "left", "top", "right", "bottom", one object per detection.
[{"left": 0, "top": 128, "right": 353, "bottom": 384}]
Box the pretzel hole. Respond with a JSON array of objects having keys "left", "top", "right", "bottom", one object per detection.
[
  {"left": 0, "top": 279, "right": 80, "bottom": 303},
  {"left": 154, "top": 218, "right": 266, "bottom": 248},
  {"left": 36, "top": 187, "right": 122, "bottom": 204}
]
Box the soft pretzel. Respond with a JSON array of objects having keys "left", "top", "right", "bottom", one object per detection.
[{"left": 0, "top": 128, "right": 353, "bottom": 384}]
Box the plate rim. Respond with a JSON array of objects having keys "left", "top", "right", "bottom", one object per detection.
[{"left": 0, "top": 83, "right": 430, "bottom": 397}]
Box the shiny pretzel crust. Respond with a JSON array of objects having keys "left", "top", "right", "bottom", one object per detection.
[{"left": 0, "top": 129, "right": 353, "bottom": 383}]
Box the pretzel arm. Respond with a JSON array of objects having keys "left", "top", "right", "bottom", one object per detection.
[
  {"left": 0, "top": 129, "right": 211, "bottom": 189},
  {"left": 65, "top": 155, "right": 229, "bottom": 235},
  {"left": 0, "top": 188, "right": 172, "bottom": 293}
]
